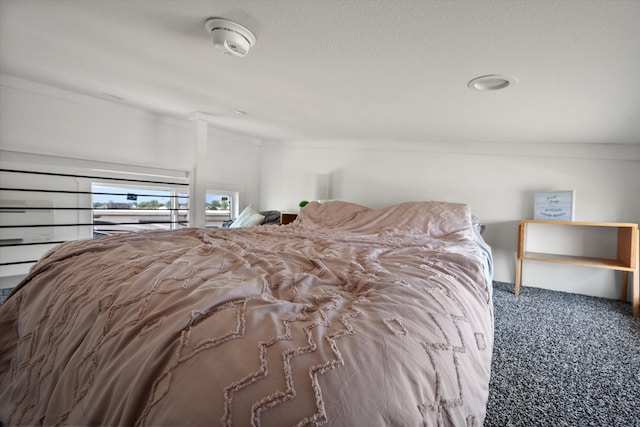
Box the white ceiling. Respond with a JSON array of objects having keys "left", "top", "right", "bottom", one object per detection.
[{"left": 1, "top": 0, "right": 639, "bottom": 145}]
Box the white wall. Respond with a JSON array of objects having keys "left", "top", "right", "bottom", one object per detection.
[
  {"left": 0, "top": 78, "right": 193, "bottom": 170},
  {"left": 206, "top": 127, "right": 261, "bottom": 213},
  {"left": 0, "top": 76, "right": 262, "bottom": 209},
  {"left": 259, "top": 140, "right": 640, "bottom": 300}
]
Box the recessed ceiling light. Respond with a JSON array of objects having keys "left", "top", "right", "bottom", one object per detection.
[
  {"left": 468, "top": 75, "right": 516, "bottom": 91},
  {"left": 230, "top": 109, "right": 247, "bottom": 115}
]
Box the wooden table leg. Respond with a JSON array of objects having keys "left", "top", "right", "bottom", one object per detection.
[
  {"left": 515, "top": 259, "right": 522, "bottom": 296},
  {"left": 515, "top": 223, "right": 524, "bottom": 297},
  {"left": 621, "top": 271, "right": 628, "bottom": 302},
  {"left": 633, "top": 271, "right": 639, "bottom": 318}
]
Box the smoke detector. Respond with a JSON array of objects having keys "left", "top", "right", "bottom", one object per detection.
[{"left": 205, "top": 18, "right": 256, "bottom": 57}]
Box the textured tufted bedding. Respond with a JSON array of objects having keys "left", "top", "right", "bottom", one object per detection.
[{"left": 0, "top": 201, "right": 493, "bottom": 426}]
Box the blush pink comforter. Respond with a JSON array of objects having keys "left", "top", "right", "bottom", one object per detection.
[{"left": 0, "top": 201, "right": 493, "bottom": 426}]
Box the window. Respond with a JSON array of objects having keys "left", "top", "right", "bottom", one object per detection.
[
  {"left": 205, "top": 191, "right": 237, "bottom": 228},
  {"left": 92, "top": 184, "right": 189, "bottom": 237}
]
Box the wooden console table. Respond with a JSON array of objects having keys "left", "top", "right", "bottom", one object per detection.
[{"left": 515, "top": 220, "right": 639, "bottom": 317}]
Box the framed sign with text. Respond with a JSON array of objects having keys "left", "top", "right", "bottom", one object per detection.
[{"left": 534, "top": 190, "right": 575, "bottom": 221}]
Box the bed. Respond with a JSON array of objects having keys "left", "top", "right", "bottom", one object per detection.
[{"left": 0, "top": 200, "right": 493, "bottom": 426}]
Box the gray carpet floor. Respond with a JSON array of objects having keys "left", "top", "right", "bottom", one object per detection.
[
  {"left": 0, "top": 287, "right": 12, "bottom": 305},
  {"left": 486, "top": 281, "right": 640, "bottom": 427}
]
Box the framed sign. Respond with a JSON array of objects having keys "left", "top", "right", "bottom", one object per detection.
[{"left": 534, "top": 190, "right": 575, "bottom": 221}]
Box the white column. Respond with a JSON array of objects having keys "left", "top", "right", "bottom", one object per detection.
[
  {"left": 190, "top": 117, "right": 208, "bottom": 228},
  {"left": 315, "top": 173, "right": 332, "bottom": 201}
]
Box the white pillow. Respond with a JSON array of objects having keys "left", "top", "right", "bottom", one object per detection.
[
  {"left": 231, "top": 212, "right": 265, "bottom": 228},
  {"left": 235, "top": 204, "right": 258, "bottom": 222},
  {"left": 229, "top": 205, "right": 265, "bottom": 228}
]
